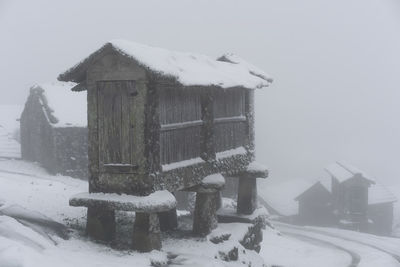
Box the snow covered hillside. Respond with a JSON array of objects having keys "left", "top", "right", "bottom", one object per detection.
[
  {"left": 0, "top": 104, "right": 23, "bottom": 159},
  {"left": 390, "top": 186, "right": 400, "bottom": 237}
]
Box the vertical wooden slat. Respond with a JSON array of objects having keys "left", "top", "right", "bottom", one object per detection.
[{"left": 121, "top": 81, "right": 131, "bottom": 164}]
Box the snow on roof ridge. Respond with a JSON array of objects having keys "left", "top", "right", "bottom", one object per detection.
[
  {"left": 324, "top": 162, "right": 353, "bottom": 182},
  {"left": 336, "top": 161, "right": 375, "bottom": 182},
  {"left": 60, "top": 39, "right": 273, "bottom": 90},
  {"left": 31, "top": 81, "right": 87, "bottom": 127},
  {"left": 217, "top": 52, "right": 273, "bottom": 83},
  {"left": 324, "top": 161, "right": 375, "bottom": 183}
]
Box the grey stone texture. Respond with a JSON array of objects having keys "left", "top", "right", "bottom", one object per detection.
[
  {"left": 86, "top": 207, "right": 116, "bottom": 242},
  {"left": 20, "top": 87, "right": 88, "bottom": 179},
  {"left": 192, "top": 191, "right": 219, "bottom": 236},
  {"left": 237, "top": 177, "right": 257, "bottom": 215},
  {"left": 158, "top": 208, "right": 178, "bottom": 231},
  {"left": 132, "top": 212, "right": 161, "bottom": 252}
]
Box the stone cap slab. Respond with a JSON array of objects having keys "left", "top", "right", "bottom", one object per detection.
[
  {"left": 198, "top": 173, "right": 225, "bottom": 193},
  {"left": 69, "top": 190, "right": 176, "bottom": 213},
  {"left": 237, "top": 161, "right": 269, "bottom": 179}
]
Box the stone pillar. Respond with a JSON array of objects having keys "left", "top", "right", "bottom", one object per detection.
[
  {"left": 237, "top": 177, "right": 257, "bottom": 215},
  {"left": 132, "top": 212, "right": 161, "bottom": 252},
  {"left": 158, "top": 208, "right": 178, "bottom": 231},
  {"left": 193, "top": 190, "right": 219, "bottom": 236},
  {"left": 86, "top": 207, "right": 116, "bottom": 242}
]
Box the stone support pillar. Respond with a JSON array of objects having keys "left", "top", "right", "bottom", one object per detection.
[
  {"left": 193, "top": 190, "right": 219, "bottom": 236},
  {"left": 86, "top": 207, "right": 116, "bottom": 242},
  {"left": 237, "top": 177, "right": 257, "bottom": 215},
  {"left": 158, "top": 208, "right": 178, "bottom": 231},
  {"left": 132, "top": 212, "right": 161, "bottom": 252}
]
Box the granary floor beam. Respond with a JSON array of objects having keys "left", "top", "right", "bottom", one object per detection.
[
  {"left": 132, "top": 212, "right": 162, "bottom": 252},
  {"left": 86, "top": 207, "right": 116, "bottom": 242}
]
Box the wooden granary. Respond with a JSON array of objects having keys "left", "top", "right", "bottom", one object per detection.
[{"left": 59, "top": 40, "right": 271, "bottom": 251}]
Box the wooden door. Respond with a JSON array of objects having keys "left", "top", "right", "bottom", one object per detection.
[{"left": 97, "top": 80, "right": 138, "bottom": 173}]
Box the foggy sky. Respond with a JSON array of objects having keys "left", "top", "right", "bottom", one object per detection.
[{"left": 1, "top": 0, "right": 400, "bottom": 185}]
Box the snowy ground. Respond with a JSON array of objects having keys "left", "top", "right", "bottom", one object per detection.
[
  {"left": 260, "top": 227, "right": 352, "bottom": 267},
  {"left": 0, "top": 104, "right": 22, "bottom": 159},
  {"left": 0, "top": 159, "right": 264, "bottom": 267},
  {"left": 274, "top": 222, "right": 400, "bottom": 267},
  {"left": 1, "top": 157, "right": 400, "bottom": 266},
  {"left": 0, "top": 160, "right": 368, "bottom": 267}
]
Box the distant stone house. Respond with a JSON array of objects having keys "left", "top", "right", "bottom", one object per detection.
[
  {"left": 325, "top": 161, "right": 375, "bottom": 231},
  {"left": 294, "top": 181, "right": 333, "bottom": 226},
  {"left": 258, "top": 179, "right": 314, "bottom": 222},
  {"left": 20, "top": 82, "right": 88, "bottom": 178},
  {"left": 291, "top": 162, "right": 397, "bottom": 235},
  {"left": 368, "top": 183, "right": 397, "bottom": 236}
]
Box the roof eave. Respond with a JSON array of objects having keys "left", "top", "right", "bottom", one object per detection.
[{"left": 58, "top": 43, "right": 116, "bottom": 83}]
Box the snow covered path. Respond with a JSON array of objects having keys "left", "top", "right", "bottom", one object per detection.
[
  {"left": 274, "top": 222, "right": 400, "bottom": 267},
  {"left": 283, "top": 231, "right": 360, "bottom": 267},
  {"left": 0, "top": 127, "right": 20, "bottom": 159},
  {"left": 298, "top": 225, "right": 400, "bottom": 261},
  {"left": 260, "top": 227, "right": 352, "bottom": 267}
]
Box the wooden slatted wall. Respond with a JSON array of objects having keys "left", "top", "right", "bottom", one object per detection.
[
  {"left": 159, "top": 87, "right": 202, "bottom": 164},
  {"left": 213, "top": 88, "right": 247, "bottom": 152}
]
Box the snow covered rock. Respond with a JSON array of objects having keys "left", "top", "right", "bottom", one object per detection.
[
  {"left": 201, "top": 173, "right": 226, "bottom": 190},
  {"left": 0, "top": 205, "right": 69, "bottom": 241},
  {"left": 69, "top": 190, "right": 177, "bottom": 213}
]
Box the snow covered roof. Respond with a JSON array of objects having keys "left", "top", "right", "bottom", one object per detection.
[
  {"left": 369, "top": 183, "right": 397, "bottom": 205},
  {"left": 294, "top": 181, "right": 331, "bottom": 201},
  {"left": 31, "top": 82, "right": 87, "bottom": 128},
  {"left": 259, "top": 179, "right": 314, "bottom": 216},
  {"left": 324, "top": 161, "right": 375, "bottom": 184},
  {"left": 318, "top": 176, "right": 332, "bottom": 193},
  {"left": 58, "top": 40, "right": 273, "bottom": 90}
]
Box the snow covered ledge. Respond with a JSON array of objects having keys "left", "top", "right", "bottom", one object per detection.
[
  {"left": 69, "top": 190, "right": 176, "bottom": 213},
  {"left": 69, "top": 190, "right": 177, "bottom": 252},
  {"left": 238, "top": 161, "right": 269, "bottom": 179}
]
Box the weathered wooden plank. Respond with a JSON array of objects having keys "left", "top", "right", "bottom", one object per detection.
[
  {"left": 213, "top": 88, "right": 246, "bottom": 119},
  {"left": 103, "top": 84, "right": 122, "bottom": 164},
  {"left": 214, "top": 121, "right": 246, "bottom": 153},
  {"left": 97, "top": 81, "right": 138, "bottom": 170},
  {"left": 160, "top": 120, "right": 203, "bottom": 131},
  {"left": 160, "top": 125, "right": 202, "bottom": 164}
]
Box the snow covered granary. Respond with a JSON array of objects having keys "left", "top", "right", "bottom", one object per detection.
[
  {"left": 20, "top": 82, "right": 88, "bottom": 178},
  {"left": 58, "top": 40, "right": 271, "bottom": 252}
]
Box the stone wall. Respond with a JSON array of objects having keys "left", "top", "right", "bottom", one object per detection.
[
  {"left": 53, "top": 127, "right": 88, "bottom": 179},
  {"left": 20, "top": 89, "right": 88, "bottom": 179}
]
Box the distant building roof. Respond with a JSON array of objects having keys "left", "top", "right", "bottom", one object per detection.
[
  {"left": 259, "top": 179, "right": 313, "bottom": 216},
  {"left": 58, "top": 40, "right": 273, "bottom": 90},
  {"left": 369, "top": 183, "right": 397, "bottom": 205},
  {"left": 294, "top": 181, "right": 331, "bottom": 201},
  {"left": 30, "top": 82, "right": 87, "bottom": 128},
  {"left": 325, "top": 161, "right": 375, "bottom": 184}
]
